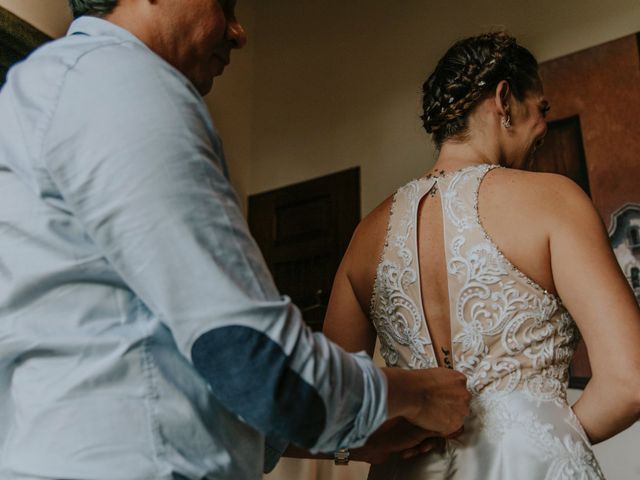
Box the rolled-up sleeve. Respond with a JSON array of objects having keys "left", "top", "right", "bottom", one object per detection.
[{"left": 39, "top": 41, "right": 387, "bottom": 454}]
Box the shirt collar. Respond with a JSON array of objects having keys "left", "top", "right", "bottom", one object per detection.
[
  {"left": 65, "top": 16, "right": 214, "bottom": 102},
  {"left": 67, "top": 16, "right": 147, "bottom": 49}
]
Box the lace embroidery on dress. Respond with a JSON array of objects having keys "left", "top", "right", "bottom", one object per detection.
[
  {"left": 440, "top": 165, "right": 578, "bottom": 403},
  {"left": 369, "top": 164, "right": 579, "bottom": 393},
  {"left": 367, "top": 164, "right": 602, "bottom": 479},
  {"left": 370, "top": 179, "right": 438, "bottom": 369},
  {"left": 477, "top": 395, "right": 604, "bottom": 479}
]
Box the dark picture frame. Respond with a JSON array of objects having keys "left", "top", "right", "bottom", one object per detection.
[{"left": 0, "top": 6, "right": 51, "bottom": 87}]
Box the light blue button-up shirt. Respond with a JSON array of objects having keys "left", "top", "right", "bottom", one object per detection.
[{"left": 0, "top": 17, "right": 387, "bottom": 480}]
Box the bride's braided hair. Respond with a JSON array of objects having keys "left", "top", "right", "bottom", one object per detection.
[{"left": 422, "top": 32, "right": 539, "bottom": 147}]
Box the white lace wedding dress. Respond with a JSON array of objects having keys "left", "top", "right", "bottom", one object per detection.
[{"left": 368, "top": 164, "right": 604, "bottom": 479}]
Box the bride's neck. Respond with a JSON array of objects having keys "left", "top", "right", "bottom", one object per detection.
[{"left": 430, "top": 138, "right": 504, "bottom": 173}]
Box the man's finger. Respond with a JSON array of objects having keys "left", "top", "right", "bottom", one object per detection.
[{"left": 445, "top": 426, "right": 464, "bottom": 439}]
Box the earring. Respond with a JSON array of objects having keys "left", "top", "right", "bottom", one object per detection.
[{"left": 501, "top": 115, "right": 512, "bottom": 129}]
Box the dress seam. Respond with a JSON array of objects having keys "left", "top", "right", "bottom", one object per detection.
[{"left": 368, "top": 189, "right": 401, "bottom": 319}]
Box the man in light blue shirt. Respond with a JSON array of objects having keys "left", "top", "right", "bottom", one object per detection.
[{"left": 0, "top": 1, "right": 470, "bottom": 478}]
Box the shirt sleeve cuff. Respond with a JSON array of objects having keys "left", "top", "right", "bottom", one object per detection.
[{"left": 339, "top": 351, "right": 388, "bottom": 448}]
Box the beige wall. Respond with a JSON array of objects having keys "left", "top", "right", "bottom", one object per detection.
[{"left": 0, "top": 0, "right": 71, "bottom": 37}]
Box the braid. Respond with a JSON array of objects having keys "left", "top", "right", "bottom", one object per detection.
[{"left": 421, "top": 32, "right": 539, "bottom": 147}]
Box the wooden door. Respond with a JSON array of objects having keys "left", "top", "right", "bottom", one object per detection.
[
  {"left": 248, "top": 168, "right": 360, "bottom": 331},
  {"left": 531, "top": 116, "right": 592, "bottom": 388},
  {"left": 528, "top": 116, "right": 591, "bottom": 195}
]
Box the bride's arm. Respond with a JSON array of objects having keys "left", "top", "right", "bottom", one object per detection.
[
  {"left": 322, "top": 255, "right": 378, "bottom": 356},
  {"left": 548, "top": 176, "right": 640, "bottom": 444},
  {"left": 322, "top": 201, "right": 391, "bottom": 356}
]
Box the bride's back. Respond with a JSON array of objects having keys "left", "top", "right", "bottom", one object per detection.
[
  {"left": 416, "top": 166, "right": 557, "bottom": 367},
  {"left": 361, "top": 163, "right": 604, "bottom": 477},
  {"left": 356, "top": 164, "right": 577, "bottom": 383},
  {"left": 330, "top": 165, "right": 572, "bottom": 353}
]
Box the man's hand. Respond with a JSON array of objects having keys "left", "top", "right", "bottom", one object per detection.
[
  {"left": 397, "top": 427, "right": 464, "bottom": 459},
  {"left": 383, "top": 367, "right": 471, "bottom": 437},
  {"left": 349, "top": 418, "right": 436, "bottom": 464}
]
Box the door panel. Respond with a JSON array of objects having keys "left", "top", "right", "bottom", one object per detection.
[
  {"left": 248, "top": 168, "right": 360, "bottom": 331},
  {"left": 530, "top": 116, "right": 591, "bottom": 195}
]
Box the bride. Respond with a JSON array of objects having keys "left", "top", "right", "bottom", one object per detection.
[{"left": 322, "top": 32, "right": 640, "bottom": 479}]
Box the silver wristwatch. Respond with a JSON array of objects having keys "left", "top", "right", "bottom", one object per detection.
[{"left": 334, "top": 448, "right": 350, "bottom": 465}]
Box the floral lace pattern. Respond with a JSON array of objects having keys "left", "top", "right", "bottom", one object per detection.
[
  {"left": 477, "top": 394, "right": 604, "bottom": 479},
  {"left": 441, "top": 165, "right": 578, "bottom": 403},
  {"left": 370, "top": 181, "right": 438, "bottom": 369},
  {"left": 368, "top": 164, "right": 603, "bottom": 478}
]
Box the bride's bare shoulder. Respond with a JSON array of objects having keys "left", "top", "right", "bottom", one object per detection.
[
  {"left": 484, "top": 168, "right": 591, "bottom": 217},
  {"left": 360, "top": 194, "right": 395, "bottom": 233},
  {"left": 337, "top": 194, "right": 395, "bottom": 309},
  {"left": 486, "top": 166, "right": 578, "bottom": 188},
  {"left": 346, "top": 194, "right": 394, "bottom": 262}
]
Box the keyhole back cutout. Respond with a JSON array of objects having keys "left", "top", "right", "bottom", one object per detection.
[{"left": 416, "top": 181, "right": 453, "bottom": 369}]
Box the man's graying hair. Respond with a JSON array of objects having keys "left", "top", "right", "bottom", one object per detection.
[{"left": 68, "top": 0, "right": 119, "bottom": 18}]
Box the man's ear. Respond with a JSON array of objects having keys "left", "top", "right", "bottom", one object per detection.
[{"left": 494, "top": 80, "right": 511, "bottom": 117}]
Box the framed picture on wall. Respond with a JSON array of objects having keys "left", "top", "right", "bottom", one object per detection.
[{"left": 609, "top": 204, "right": 640, "bottom": 302}]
